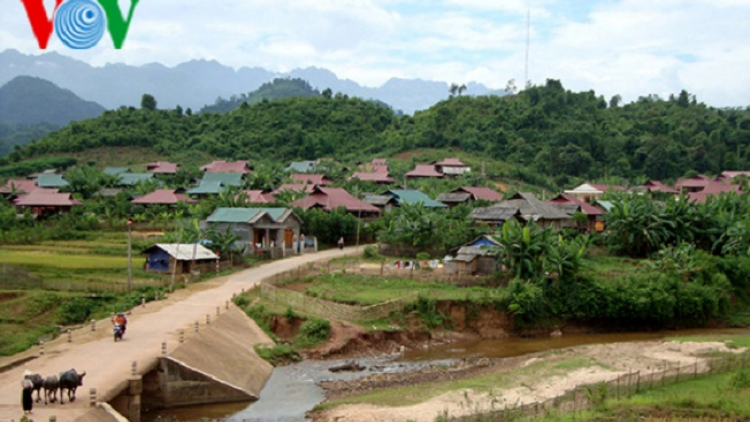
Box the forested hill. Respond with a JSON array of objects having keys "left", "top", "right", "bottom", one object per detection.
[
  {"left": 7, "top": 80, "right": 750, "bottom": 187},
  {"left": 200, "top": 78, "right": 322, "bottom": 114},
  {"left": 0, "top": 76, "right": 105, "bottom": 126}
]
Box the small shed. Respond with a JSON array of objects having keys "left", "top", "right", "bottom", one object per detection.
[
  {"left": 444, "top": 235, "right": 501, "bottom": 275},
  {"left": 144, "top": 244, "right": 218, "bottom": 275}
]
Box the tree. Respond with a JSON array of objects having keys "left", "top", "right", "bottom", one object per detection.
[{"left": 141, "top": 94, "right": 157, "bottom": 111}]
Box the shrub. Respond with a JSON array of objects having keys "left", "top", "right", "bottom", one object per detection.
[
  {"left": 57, "top": 298, "right": 95, "bottom": 325},
  {"left": 363, "top": 245, "right": 379, "bottom": 259},
  {"left": 295, "top": 318, "right": 331, "bottom": 348},
  {"left": 254, "top": 344, "right": 300, "bottom": 366},
  {"left": 731, "top": 368, "right": 750, "bottom": 390}
]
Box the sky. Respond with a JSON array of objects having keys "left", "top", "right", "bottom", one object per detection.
[{"left": 2, "top": 0, "right": 749, "bottom": 107}]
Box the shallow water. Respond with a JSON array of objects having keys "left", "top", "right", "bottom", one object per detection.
[{"left": 142, "top": 327, "right": 750, "bottom": 422}]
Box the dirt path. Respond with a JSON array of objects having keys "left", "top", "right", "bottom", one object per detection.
[
  {"left": 0, "top": 246, "right": 363, "bottom": 422},
  {"left": 312, "top": 339, "right": 745, "bottom": 422}
]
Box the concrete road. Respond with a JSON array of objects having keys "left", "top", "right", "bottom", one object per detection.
[{"left": 0, "top": 246, "right": 362, "bottom": 422}]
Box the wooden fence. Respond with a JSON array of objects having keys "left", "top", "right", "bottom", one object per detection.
[{"left": 446, "top": 353, "right": 750, "bottom": 421}]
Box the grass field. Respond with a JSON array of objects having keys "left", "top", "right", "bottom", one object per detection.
[{"left": 300, "top": 273, "right": 508, "bottom": 306}]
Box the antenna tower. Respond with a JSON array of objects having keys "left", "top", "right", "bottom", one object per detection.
[{"left": 525, "top": 8, "right": 530, "bottom": 86}]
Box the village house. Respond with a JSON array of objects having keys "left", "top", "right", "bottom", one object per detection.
[
  {"left": 13, "top": 190, "right": 83, "bottom": 217},
  {"left": 145, "top": 161, "right": 180, "bottom": 175},
  {"left": 200, "top": 160, "right": 252, "bottom": 174},
  {"left": 444, "top": 235, "right": 501, "bottom": 276},
  {"left": 272, "top": 183, "right": 317, "bottom": 196},
  {"left": 405, "top": 164, "right": 443, "bottom": 180},
  {"left": 721, "top": 171, "right": 750, "bottom": 181},
  {"left": 365, "top": 189, "right": 447, "bottom": 213},
  {"left": 115, "top": 173, "right": 156, "bottom": 187},
  {"left": 674, "top": 175, "right": 717, "bottom": 193},
  {"left": 131, "top": 189, "right": 196, "bottom": 207},
  {"left": 203, "top": 207, "right": 302, "bottom": 255},
  {"left": 547, "top": 193, "right": 604, "bottom": 232},
  {"left": 563, "top": 183, "right": 625, "bottom": 203},
  {"left": 291, "top": 173, "right": 332, "bottom": 185},
  {"left": 437, "top": 187, "right": 503, "bottom": 207},
  {"left": 103, "top": 167, "right": 130, "bottom": 176},
  {"left": 291, "top": 186, "right": 380, "bottom": 217},
  {"left": 434, "top": 158, "right": 471, "bottom": 177},
  {"left": 632, "top": 180, "right": 679, "bottom": 196},
  {"left": 358, "top": 158, "right": 389, "bottom": 173},
  {"left": 237, "top": 190, "right": 277, "bottom": 204},
  {"left": 470, "top": 192, "right": 572, "bottom": 229},
  {"left": 186, "top": 173, "right": 244, "bottom": 197},
  {"left": 34, "top": 173, "right": 69, "bottom": 189},
  {"left": 349, "top": 171, "right": 396, "bottom": 184},
  {"left": 688, "top": 183, "right": 742, "bottom": 204},
  {"left": 143, "top": 243, "right": 217, "bottom": 275},
  {"left": 0, "top": 179, "right": 40, "bottom": 199}
]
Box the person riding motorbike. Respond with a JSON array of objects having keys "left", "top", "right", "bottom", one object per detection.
[{"left": 112, "top": 312, "right": 127, "bottom": 336}]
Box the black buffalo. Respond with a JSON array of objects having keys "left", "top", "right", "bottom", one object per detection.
[
  {"left": 58, "top": 369, "right": 86, "bottom": 404},
  {"left": 25, "top": 373, "right": 44, "bottom": 403},
  {"left": 43, "top": 375, "right": 59, "bottom": 405}
]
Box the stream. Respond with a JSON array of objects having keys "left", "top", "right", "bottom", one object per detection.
[{"left": 143, "top": 327, "right": 749, "bottom": 422}]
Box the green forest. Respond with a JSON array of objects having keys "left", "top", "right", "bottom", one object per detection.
[{"left": 5, "top": 79, "right": 749, "bottom": 189}]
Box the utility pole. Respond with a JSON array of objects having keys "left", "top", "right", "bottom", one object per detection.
[{"left": 126, "top": 219, "right": 132, "bottom": 291}]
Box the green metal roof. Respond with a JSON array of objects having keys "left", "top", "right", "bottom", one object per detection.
[
  {"left": 187, "top": 181, "right": 224, "bottom": 195},
  {"left": 118, "top": 173, "right": 154, "bottom": 186},
  {"left": 36, "top": 173, "right": 68, "bottom": 188},
  {"left": 595, "top": 200, "right": 614, "bottom": 212},
  {"left": 207, "top": 207, "right": 289, "bottom": 223},
  {"left": 387, "top": 189, "right": 447, "bottom": 208},
  {"left": 201, "top": 173, "right": 244, "bottom": 186},
  {"left": 103, "top": 167, "right": 130, "bottom": 175}
]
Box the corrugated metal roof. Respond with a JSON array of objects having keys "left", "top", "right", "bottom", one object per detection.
[
  {"left": 187, "top": 181, "right": 224, "bottom": 194},
  {"left": 239, "top": 190, "right": 276, "bottom": 203},
  {"left": 132, "top": 189, "right": 195, "bottom": 205},
  {"left": 152, "top": 244, "right": 217, "bottom": 261},
  {"left": 0, "top": 180, "right": 39, "bottom": 194},
  {"left": 118, "top": 173, "right": 155, "bottom": 186},
  {"left": 285, "top": 161, "right": 318, "bottom": 173},
  {"left": 207, "top": 207, "right": 290, "bottom": 223},
  {"left": 388, "top": 189, "right": 447, "bottom": 208},
  {"left": 292, "top": 187, "right": 380, "bottom": 214},
  {"left": 14, "top": 190, "right": 82, "bottom": 206},
  {"left": 351, "top": 172, "right": 395, "bottom": 183},
  {"left": 405, "top": 164, "right": 442, "bottom": 178},
  {"left": 459, "top": 187, "right": 503, "bottom": 202},
  {"left": 437, "top": 192, "right": 472, "bottom": 203},
  {"left": 36, "top": 173, "right": 68, "bottom": 188},
  {"left": 435, "top": 158, "right": 466, "bottom": 167},
  {"left": 201, "top": 173, "right": 244, "bottom": 186},
  {"left": 200, "top": 160, "right": 251, "bottom": 174},
  {"left": 103, "top": 167, "right": 129, "bottom": 175},
  {"left": 145, "top": 161, "right": 179, "bottom": 174},
  {"left": 364, "top": 195, "right": 394, "bottom": 206}
]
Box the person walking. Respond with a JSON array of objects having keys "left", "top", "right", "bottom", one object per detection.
[
  {"left": 337, "top": 237, "right": 345, "bottom": 250},
  {"left": 21, "top": 370, "right": 33, "bottom": 415}
]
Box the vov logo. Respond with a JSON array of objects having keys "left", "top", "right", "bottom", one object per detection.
[{"left": 20, "top": 0, "right": 141, "bottom": 49}]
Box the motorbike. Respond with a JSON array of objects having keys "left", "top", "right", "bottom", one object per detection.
[{"left": 114, "top": 323, "right": 125, "bottom": 342}]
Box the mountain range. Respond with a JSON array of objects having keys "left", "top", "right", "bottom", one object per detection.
[{"left": 0, "top": 49, "right": 500, "bottom": 114}]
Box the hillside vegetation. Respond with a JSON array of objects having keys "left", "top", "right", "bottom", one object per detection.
[{"left": 5, "top": 79, "right": 750, "bottom": 188}]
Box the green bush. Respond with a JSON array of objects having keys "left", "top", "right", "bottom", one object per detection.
[
  {"left": 405, "top": 295, "right": 451, "bottom": 329},
  {"left": 295, "top": 318, "right": 331, "bottom": 348},
  {"left": 363, "top": 245, "right": 379, "bottom": 259},
  {"left": 233, "top": 295, "right": 250, "bottom": 308},
  {"left": 57, "top": 297, "right": 95, "bottom": 324},
  {"left": 731, "top": 368, "right": 750, "bottom": 390}
]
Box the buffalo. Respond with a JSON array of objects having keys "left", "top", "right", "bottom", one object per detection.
[
  {"left": 59, "top": 369, "right": 86, "bottom": 404},
  {"left": 25, "top": 373, "right": 43, "bottom": 403},
  {"left": 43, "top": 375, "right": 59, "bottom": 405}
]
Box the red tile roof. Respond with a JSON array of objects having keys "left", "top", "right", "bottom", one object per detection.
[
  {"left": 131, "top": 189, "right": 196, "bottom": 205},
  {"left": 588, "top": 184, "right": 625, "bottom": 192},
  {"left": 200, "top": 160, "right": 251, "bottom": 174},
  {"left": 238, "top": 190, "right": 276, "bottom": 203},
  {"left": 701, "top": 183, "right": 741, "bottom": 194},
  {"left": 14, "top": 190, "right": 82, "bottom": 207},
  {"left": 350, "top": 172, "right": 395, "bottom": 183},
  {"left": 548, "top": 194, "right": 603, "bottom": 216},
  {"left": 291, "top": 174, "right": 331, "bottom": 185},
  {"left": 358, "top": 163, "right": 389, "bottom": 173},
  {"left": 435, "top": 157, "right": 466, "bottom": 167},
  {"left": 675, "top": 175, "right": 714, "bottom": 189},
  {"left": 458, "top": 187, "right": 503, "bottom": 202},
  {"left": 145, "top": 161, "right": 179, "bottom": 174},
  {"left": 637, "top": 180, "right": 679, "bottom": 194},
  {"left": 291, "top": 186, "right": 380, "bottom": 214},
  {"left": 406, "top": 164, "right": 443, "bottom": 178},
  {"left": 0, "top": 179, "right": 39, "bottom": 194}
]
